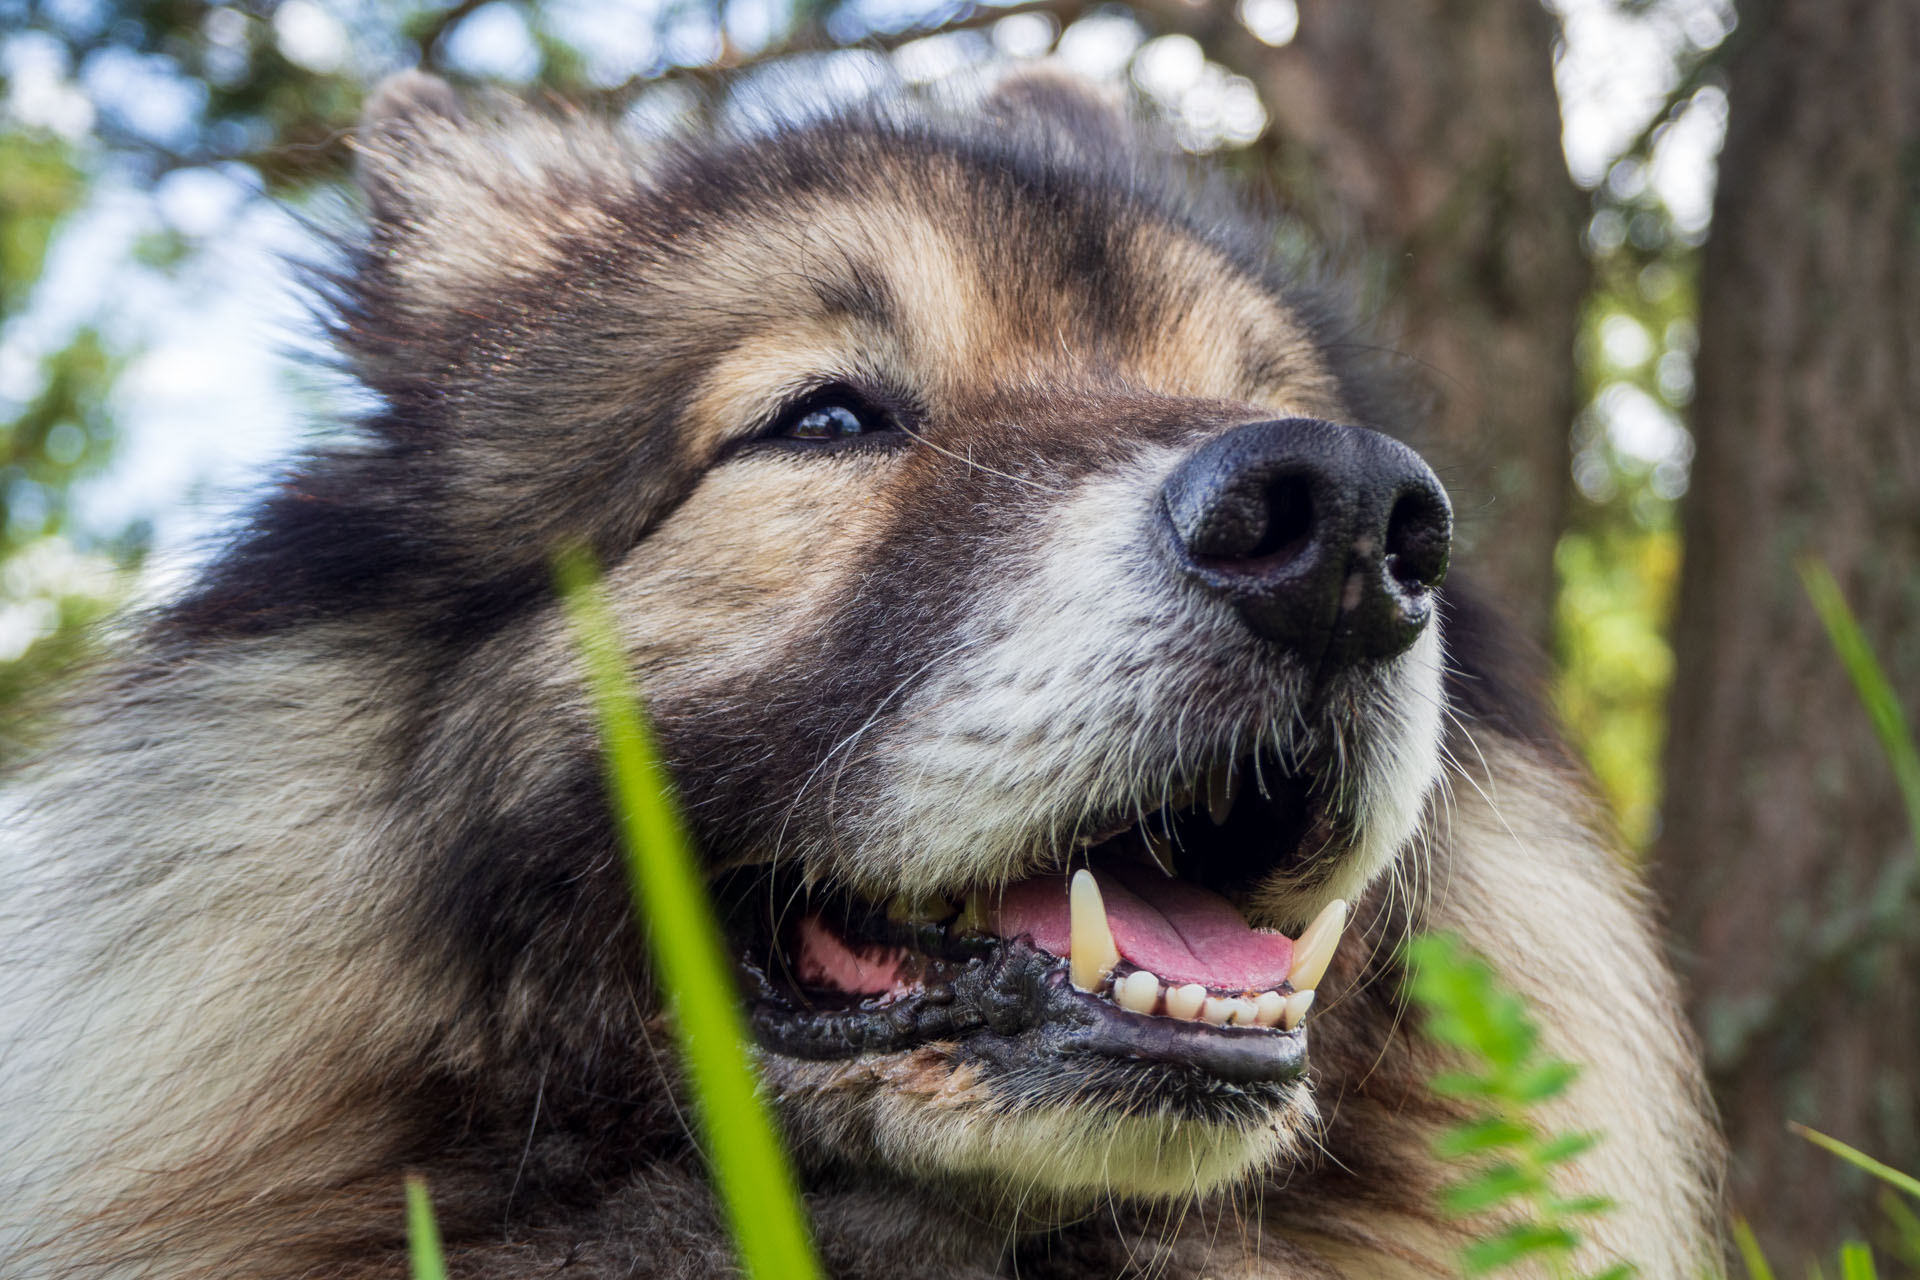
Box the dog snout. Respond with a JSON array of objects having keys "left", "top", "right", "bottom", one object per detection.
[{"left": 1161, "top": 418, "right": 1452, "bottom": 666}]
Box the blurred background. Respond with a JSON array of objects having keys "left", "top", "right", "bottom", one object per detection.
[{"left": 0, "top": 0, "right": 1911, "bottom": 1269}]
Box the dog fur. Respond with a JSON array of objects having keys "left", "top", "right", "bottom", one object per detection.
[{"left": 0, "top": 72, "right": 1720, "bottom": 1278}]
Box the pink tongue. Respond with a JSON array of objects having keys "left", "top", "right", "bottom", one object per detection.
[{"left": 989, "top": 866, "right": 1293, "bottom": 990}]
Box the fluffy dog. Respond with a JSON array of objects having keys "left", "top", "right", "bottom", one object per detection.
[{"left": 0, "top": 71, "right": 1719, "bottom": 1277}]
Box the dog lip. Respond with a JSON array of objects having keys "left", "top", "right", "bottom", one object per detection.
[
  {"left": 739, "top": 914, "right": 1310, "bottom": 1087},
  {"left": 1059, "top": 982, "right": 1308, "bottom": 1085}
]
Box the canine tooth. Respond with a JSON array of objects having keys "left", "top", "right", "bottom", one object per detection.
[
  {"left": 954, "top": 893, "right": 988, "bottom": 934},
  {"left": 1069, "top": 870, "right": 1121, "bottom": 992},
  {"left": 1288, "top": 898, "right": 1348, "bottom": 992},
  {"left": 1114, "top": 969, "right": 1161, "bottom": 1014},
  {"left": 1206, "top": 765, "right": 1238, "bottom": 826},
  {"left": 1166, "top": 983, "right": 1207, "bottom": 1020},
  {"left": 1200, "top": 996, "right": 1234, "bottom": 1025},
  {"left": 1253, "top": 990, "right": 1287, "bottom": 1027},
  {"left": 1280, "top": 988, "right": 1316, "bottom": 1031}
]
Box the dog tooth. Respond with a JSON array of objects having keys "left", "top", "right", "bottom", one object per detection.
[
  {"left": 1114, "top": 969, "right": 1161, "bottom": 1014},
  {"left": 1166, "top": 983, "right": 1207, "bottom": 1020},
  {"left": 1287, "top": 898, "right": 1348, "bottom": 992},
  {"left": 1222, "top": 997, "right": 1259, "bottom": 1026},
  {"left": 1068, "top": 870, "right": 1121, "bottom": 992},
  {"left": 1253, "top": 990, "right": 1287, "bottom": 1027},
  {"left": 1280, "top": 989, "right": 1316, "bottom": 1031},
  {"left": 1206, "top": 764, "right": 1238, "bottom": 826},
  {"left": 954, "top": 893, "right": 988, "bottom": 934},
  {"left": 1200, "top": 996, "right": 1234, "bottom": 1025}
]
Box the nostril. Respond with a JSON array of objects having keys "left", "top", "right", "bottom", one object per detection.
[
  {"left": 1384, "top": 487, "right": 1450, "bottom": 591},
  {"left": 1247, "top": 475, "right": 1313, "bottom": 561}
]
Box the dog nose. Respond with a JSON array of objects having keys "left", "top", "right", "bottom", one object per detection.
[{"left": 1161, "top": 418, "right": 1451, "bottom": 665}]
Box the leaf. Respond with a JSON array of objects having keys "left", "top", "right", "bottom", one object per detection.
[
  {"left": 1433, "top": 1117, "right": 1533, "bottom": 1158},
  {"left": 1535, "top": 1131, "right": 1601, "bottom": 1166},
  {"left": 1461, "top": 1221, "right": 1579, "bottom": 1275},
  {"left": 1838, "top": 1241, "right": 1878, "bottom": 1280},
  {"left": 1791, "top": 1123, "right": 1920, "bottom": 1201},
  {"left": 1798, "top": 559, "right": 1920, "bottom": 854},
  {"left": 558, "top": 553, "right": 823, "bottom": 1280},
  {"left": 1547, "top": 1193, "right": 1617, "bottom": 1218},
  {"left": 1731, "top": 1217, "right": 1778, "bottom": 1280},
  {"left": 1508, "top": 1059, "right": 1580, "bottom": 1104},
  {"left": 406, "top": 1176, "right": 446, "bottom": 1280},
  {"left": 1441, "top": 1162, "right": 1547, "bottom": 1217}
]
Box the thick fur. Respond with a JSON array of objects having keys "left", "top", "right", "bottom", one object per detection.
[{"left": 0, "top": 73, "right": 1719, "bottom": 1277}]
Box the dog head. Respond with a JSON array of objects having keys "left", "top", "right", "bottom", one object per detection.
[{"left": 191, "top": 71, "right": 1451, "bottom": 1210}]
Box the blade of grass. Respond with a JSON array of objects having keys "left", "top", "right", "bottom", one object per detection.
[
  {"left": 556, "top": 550, "right": 822, "bottom": 1280},
  {"left": 1838, "top": 1242, "right": 1878, "bottom": 1280},
  {"left": 1791, "top": 1123, "right": 1920, "bottom": 1201},
  {"left": 1730, "top": 1218, "right": 1777, "bottom": 1280},
  {"left": 405, "top": 1176, "right": 447, "bottom": 1280},
  {"left": 1798, "top": 559, "right": 1920, "bottom": 850}
]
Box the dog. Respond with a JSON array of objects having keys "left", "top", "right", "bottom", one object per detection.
[{"left": 0, "top": 70, "right": 1720, "bottom": 1277}]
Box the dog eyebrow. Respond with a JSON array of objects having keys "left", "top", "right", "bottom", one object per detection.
[{"left": 808, "top": 259, "right": 898, "bottom": 331}]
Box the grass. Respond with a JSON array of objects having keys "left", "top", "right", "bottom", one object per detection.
[
  {"left": 554, "top": 550, "right": 822, "bottom": 1280},
  {"left": 406, "top": 552, "right": 822, "bottom": 1278},
  {"left": 405, "top": 1176, "right": 447, "bottom": 1280}
]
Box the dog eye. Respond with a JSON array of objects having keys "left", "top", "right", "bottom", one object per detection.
[{"left": 770, "top": 391, "right": 900, "bottom": 443}]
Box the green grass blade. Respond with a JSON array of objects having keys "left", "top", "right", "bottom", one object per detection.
[
  {"left": 1730, "top": 1218, "right": 1777, "bottom": 1280},
  {"left": 1798, "top": 559, "right": 1920, "bottom": 851},
  {"left": 406, "top": 1176, "right": 447, "bottom": 1280},
  {"left": 1791, "top": 1123, "right": 1920, "bottom": 1201},
  {"left": 556, "top": 550, "right": 822, "bottom": 1280},
  {"left": 1838, "top": 1241, "right": 1878, "bottom": 1280}
]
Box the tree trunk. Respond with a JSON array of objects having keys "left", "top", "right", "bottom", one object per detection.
[
  {"left": 1147, "top": 0, "right": 1583, "bottom": 636},
  {"left": 1656, "top": 0, "right": 1920, "bottom": 1266}
]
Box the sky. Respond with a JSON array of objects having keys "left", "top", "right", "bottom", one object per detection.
[{"left": 0, "top": 0, "right": 1735, "bottom": 625}]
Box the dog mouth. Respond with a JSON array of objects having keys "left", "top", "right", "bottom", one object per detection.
[{"left": 724, "top": 749, "right": 1346, "bottom": 1089}]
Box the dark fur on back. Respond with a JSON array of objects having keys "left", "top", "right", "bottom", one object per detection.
[{"left": 0, "top": 74, "right": 1718, "bottom": 1279}]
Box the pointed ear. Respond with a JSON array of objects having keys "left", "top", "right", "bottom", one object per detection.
[
  {"left": 983, "top": 69, "right": 1137, "bottom": 160},
  {"left": 353, "top": 70, "right": 469, "bottom": 221},
  {"left": 347, "top": 71, "right": 644, "bottom": 303}
]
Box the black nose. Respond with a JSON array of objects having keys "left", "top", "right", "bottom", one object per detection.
[{"left": 1161, "top": 418, "right": 1451, "bottom": 665}]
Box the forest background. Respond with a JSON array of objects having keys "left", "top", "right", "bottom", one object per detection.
[{"left": 0, "top": 0, "right": 1912, "bottom": 1270}]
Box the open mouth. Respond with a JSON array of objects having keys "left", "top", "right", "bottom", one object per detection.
[{"left": 725, "top": 749, "right": 1348, "bottom": 1089}]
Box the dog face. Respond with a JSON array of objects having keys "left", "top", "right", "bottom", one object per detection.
[{"left": 306, "top": 74, "right": 1451, "bottom": 1208}]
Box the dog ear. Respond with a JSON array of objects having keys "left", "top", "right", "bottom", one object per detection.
[
  {"left": 983, "top": 69, "right": 1137, "bottom": 160},
  {"left": 348, "top": 71, "right": 643, "bottom": 304},
  {"left": 353, "top": 69, "right": 468, "bottom": 221}
]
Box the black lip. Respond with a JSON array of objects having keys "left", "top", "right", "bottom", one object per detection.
[
  {"left": 1059, "top": 987, "right": 1308, "bottom": 1084},
  {"left": 741, "top": 930, "right": 1307, "bottom": 1087}
]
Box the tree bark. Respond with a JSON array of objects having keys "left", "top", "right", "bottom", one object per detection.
[
  {"left": 1656, "top": 0, "right": 1920, "bottom": 1265},
  {"left": 1206, "top": 0, "right": 1586, "bottom": 638}
]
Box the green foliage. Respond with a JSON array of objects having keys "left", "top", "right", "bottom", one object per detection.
[
  {"left": 1725, "top": 1126, "right": 1920, "bottom": 1280},
  {"left": 405, "top": 1176, "right": 447, "bottom": 1280},
  {"left": 1553, "top": 523, "right": 1678, "bottom": 847},
  {"left": 0, "top": 127, "right": 134, "bottom": 753},
  {"left": 1554, "top": 150, "right": 1701, "bottom": 854},
  {"left": 1798, "top": 560, "right": 1920, "bottom": 855},
  {"left": 555, "top": 550, "right": 822, "bottom": 1280},
  {"left": 1404, "top": 932, "right": 1631, "bottom": 1280}
]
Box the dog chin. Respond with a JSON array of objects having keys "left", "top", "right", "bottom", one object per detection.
[{"left": 788, "top": 1053, "right": 1316, "bottom": 1203}]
